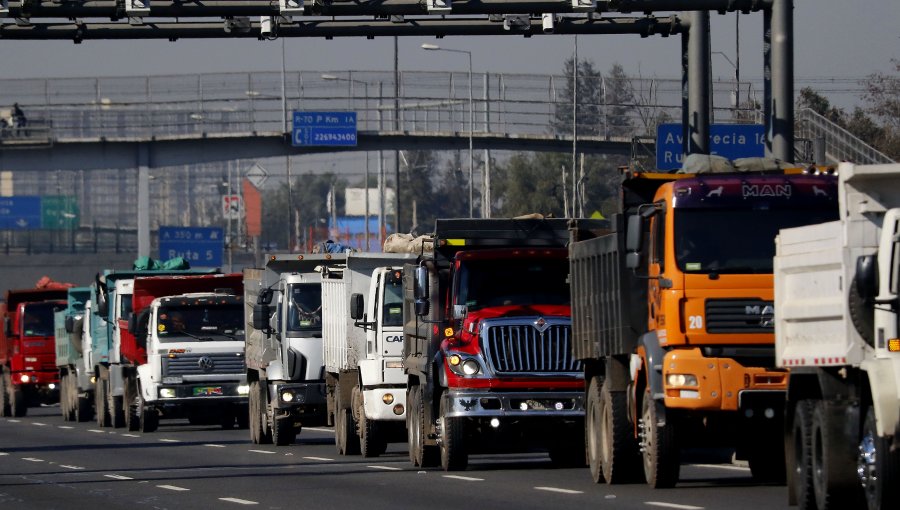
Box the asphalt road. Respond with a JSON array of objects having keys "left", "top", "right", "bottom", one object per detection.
[{"left": 1, "top": 406, "right": 791, "bottom": 510}]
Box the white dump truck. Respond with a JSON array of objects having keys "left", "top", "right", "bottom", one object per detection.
[
  {"left": 776, "top": 162, "right": 900, "bottom": 510},
  {"left": 245, "top": 253, "right": 347, "bottom": 446},
  {"left": 322, "top": 252, "right": 417, "bottom": 457}
]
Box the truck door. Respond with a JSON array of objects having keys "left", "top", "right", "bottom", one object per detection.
[{"left": 378, "top": 271, "right": 405, "bottom": 358}]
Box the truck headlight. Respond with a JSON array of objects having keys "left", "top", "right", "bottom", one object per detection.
[
  {"left": 462, "top": 359, "right": 481, "bottom": 375},
  {"left": 20, "top": 374, "right": 31, "bottom": 383},
  {"left": 382, "top": 393, "right": 394, "bottom": 405},
  {"left": 666, "top": 374, "right": 698, "bottom": 387},
  {"left": 160, "top": 388, "right": 176, "bottom": 399},
  {"left": 238, "top": 385, "right": 250, "bottom": 395},
  {"left": 280, "top": 390, "right": 295, "bottom": 402}
]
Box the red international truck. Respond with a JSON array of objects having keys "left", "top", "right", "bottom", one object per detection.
[{"left": 1, "top": 279, "right": 73, "bottom": 417}]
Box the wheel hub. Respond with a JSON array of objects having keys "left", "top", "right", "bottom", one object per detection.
[{"left": 857, "top": 431, "right": 877, "bottom": 493}]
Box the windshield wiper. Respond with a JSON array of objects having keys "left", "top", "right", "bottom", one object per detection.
[{"left": 172, "top": 329, "right": 214, "bottom": 342}]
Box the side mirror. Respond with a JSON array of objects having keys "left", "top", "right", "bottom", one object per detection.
[
  {"left": 252, "top": 303, "right": 272, "bottom": 331},
  {"left": 626, "top": 214, "right": 643, "bottom": 253},
  {"left": 856, "top": 254, "right": 877, "bottom": 302},
  {"left": 65, "top": 315, "right": 76, "bottom": 333},
  {"left": 258, "top": 288, "right": 273, "bottom": 305},
  {"left": 452, "top": 304, "right": 468, "bottom": 319},
  {"left": 414, "top": 265, "right": 430, "bottom": 317},
  {"left": 626, "top": 252, "right": 641, "bottom": 270},
  {"left": 128, "top": 314, "right": 138, "bottom": 335},
  {"left": 135, "top": 310, "right": 150, "bottom": 349},
  {"left": 350, "top": 293, "right": 364, "bottom": 320}
]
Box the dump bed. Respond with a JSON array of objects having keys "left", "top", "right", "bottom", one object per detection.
[
  {"left": 569, "top": 215, "right": 646, "bottom": 360},
  {"left": 775, "top": 163, "right": 900, "bottom": 369},
  {"left": 322, "top": 253, "right": 416, "bottom": 373}
]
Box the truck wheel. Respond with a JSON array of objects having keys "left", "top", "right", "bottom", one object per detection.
[
  {"left": 258, "top": 382, "right": 273, "bottom": 445},
  {"left": 792, "top": 400, "right": 816, "bottom": 510},
  {"left": 811, "top": 401, "right": 863, "bottom": 509},
  {"left": 639, "top": 388, "right": 679, "bottom": 488},
  {"left": 60, "top": 373, "right": 71, "bottom": 421},
  {"left": 124, "top": 380, "right": 140, "bottom": 432},
  {"left": 335, "top": 384, "right": 360, "bottom": 455},
  {"left": 360, "top": 413, "right": 386, "bottom": 458},
  {"left": 439, "top": 395, "right": 467, "bottom": 471},
  {"left": 0, "top": 371, "right": 10, "bottom": 417},
  {"left": 11, "top": 386, "right": 27, "bottom": 417},
  {"left": 407, "top": 387, "right": 421, "bottom": 466},
  {"left": 66, "top": 373, "right": 78, "bottom": 422},
  {"left": 95, "top": 377, "right": 111, "bottom": 427},
  {"left": 858, "top": 407, "right": 900, "bottom": 510},
  {"left": 108, "top": 386, "right": 125, "bottom": 428},
  {"left": 273, "top": 415, "right": 296, "bottom": 446},
  {"left": 249, "top": 381, "right": 261, "bottom": 443},
  {"left": 137, "top": 388, "right": 158, "bottom": 433},
  {"left": 594, "top": 378, "right": 641, "bottom": 483}
]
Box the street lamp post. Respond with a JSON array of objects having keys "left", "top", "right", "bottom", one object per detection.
[
  {"left": 422, "top": 43, "right": 475, "bottom": 218},
  {"left": 322, "top": 73, "right": 372, "bottom": 250}
]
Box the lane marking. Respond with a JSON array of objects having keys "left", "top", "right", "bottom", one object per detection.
[
  {"left": 691, "top": 463, "right": 749, "bottom": 472},
  {"left": 205, "top": 444, "right": 226, "bottom": 448},
  {"left": 57, "top": 425, "right": 75, "bottom": 430},
  {"left": 61, "top": 465, "right": 85, "bottom": 470},
  {"left": 33, "top": 422, "right": 47, "bottom": 426},
  {"left": 8, "top": 419, "right": 21, "bottom": 423},
  {"left": 645, "top": 503, "right": 704, "bottom": 510},
  {"left": 157, "top": 484, "right": 190, "bottom": 491},
  {"left": 368, "top": 465, "right": 403, "bottom": 471},
  {"left": 443, "top": 475, "right": 484, "bottom": 481},
  {"left": 0, "top": 452, "right": 8, "bottom": 456},
  {"left": 303, "top": 456, "right": 334, "bottom": 461},
  {"left": 220, "top": 497, "right": 259, "bottom": 505},
  {"left": 248, "top": 449, "right": 276, "bottom": 454},
  {"left": 88, "top": 429, "right": 105, "bottom": 433},
  {"left": 535, "top": 487, "right": 583, "bottom": 494},
  {"left": 122, "top": 434, "right": 140, "bottom": 438},
  {"left": 159, "top": 439, "right": 181, "bottom": 443},
  {"left": 105, "top": 474, "right": 133, "bottom": 480},
  {"left": 303, "top": 427, "right": 334, "bottom": 434},
  {"left": 22, "top": 457, "right": 45, "bottom": 462}
]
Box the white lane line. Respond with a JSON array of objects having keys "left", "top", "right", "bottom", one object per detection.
[
  {"left": 159, "top": 439, "right": 181, "bottom": 443},
  {"left": 32, "top": 422, "right": 47, "bottom": 426},
  {"left": 691, "top": 463, "right": 750, "bottom": 472},
  {"left": 0, "top": 452, "right": 8, "bottom": 456},
  {"left": 60, "top": 465, "right": 85, "bottom": 470},
  {"left": 443, "top": 475, "right": 484, "bottom": 481},
  {"left": 8, "top": 419, "right": 21, "bottom": 423},
  {"left": 219, "top": 498, "right": 259, "bottom": 505},
  {"left": 368, "top": 465, "right": 403, "bottom": 471},
  {"left": 645, "top": 502, "right": 704, "bottom": 510},
  {"left": 534, "top": 486, "right": 583, "bottom": 494},
  {"left": 157, "top": 484, "right": 190, "bottom": 492},
  {"left": 205, "top": 444, "right": 226, "bottom": 448},
  {"left": 22, "top": 457, "right": 45, "bottom": 462},
  {"left": 104, "top": 474, "right": 133, "bottom": 480},
  {"left": 303, "top": 456, "right": 334, "bottom": 461},
  {"left": 248, "top": 449, "right": 276, "bottom": 454},
  {"left": 122, "top": 434, "right": 140, "bottom": 438},
  {"left": 303, "top": 427, "right": 334, "bottom": 434},
  {"left": 57, "top": 425, "right": 74, "bottom": 429},
  {"left": 88, "top": 429, "right": 105, "bottom": 433}
]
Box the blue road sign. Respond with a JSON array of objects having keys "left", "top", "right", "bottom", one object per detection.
[
  {"left": 0, "top": 196, "right": 42, "bottom": 230},
  {"left": 656, "top": 123, "right": 765, "bottom": 170},
  {"left": 292, "top": 111, "right": 357, "bottom": 147},
  {"left": 158, "top": 226, "right": 224, "bottom": 268}
]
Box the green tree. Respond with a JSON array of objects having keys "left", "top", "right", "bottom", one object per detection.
[
  {"left": 260, "top": 171, "right": 346, "bottom": 251},
  {"left": 550, "top": 58, "right": 604, "bottom": 137}
]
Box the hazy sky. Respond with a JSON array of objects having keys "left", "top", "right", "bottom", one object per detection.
[{"left": 3, "top": 0, "right": 897, "bottom": 107}]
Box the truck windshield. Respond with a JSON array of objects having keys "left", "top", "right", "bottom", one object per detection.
[
  {"left": 455, "top": 257, "right": 569, "bottom": 310},
  {"left": 157, "top": 303, "right": 244, "bottom": 342},
  {"left": 382, "top": 278, "right": 404, "bottom": 327},
  {"left": 22, "top": 302, "right": 61, "bottom": 337},
  {"left": 288, "top": 283, "right": 322, "bottom": 331},
  {"left": 674, "top": 207, "right": 838, "bottom": 274}
]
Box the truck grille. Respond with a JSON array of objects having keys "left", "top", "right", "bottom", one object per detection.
[
  {"left": 705, "top": 299, "right": 775, "bottom": 334},
  {"left": 162, "top": 353, "right": 245, "bottom": 376},
  {"left": 482, "top": 318, "right": 581, "bottom": 374}
]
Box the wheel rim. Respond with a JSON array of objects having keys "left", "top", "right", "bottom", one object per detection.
[
  {"left": 641, "top": 397, "right": 654, "bottom": 479},
  {"left": 857, "top": 424, "right": 877, "bottom": 502},
  {"left": 600, "top": 394, "right": 612, "bottom": 470}
]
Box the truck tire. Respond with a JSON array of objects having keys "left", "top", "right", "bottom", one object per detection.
[
  {"left": 360, "top": 413, "right": 386, "bottom": 458},
  {"left": 792, "top": 400, "right": 816, "bottom": 510},
  {"left": 65, "top": 373, "right": 78, "bottom": 422},
  {"left": 811, "top": 401, "right": 863, "bottom": 509},
  {"left": 95, "top": 376, "right": 111, "bottom": 427},
  {"left": 439, "top": 395, "right": 467, "bottom": 471},
  {"left": 108, "top": 384, "right": 125, "bottom": 428},
  {"left": 409, "top": 385, "right": 439, "bottom": 468},
  {"left": 60, "top": 373, "right": 71, "bottom": 421},
  {"left": 335, "top": 384, "right": 360, "bottom": 455},
  {"left": 592, "top": 377, "right": 641, "bottom": 483},
  {"left": 255, "top": 380, "right": 273, "bottom": 445},
  {"left": 124, "top": 379, "right": 140, "bottom": 432},
  {"left": 273, "top": 415, "right": 296, "bottom": 446},
  {"left": 11, "top": 386, "right": 27, "bottom": 417},
  {"left": 0, "top": 370, "right": 10, "bottom": 417},
  {"left": 138, "top": 394, "right": 159, "bottom": 433},
  {"left": 407, "top": 387, "right": 421, "bottom": 466},
  {"left": 249, "top": 381, "right": 261, "bottom": 443},
  {"left": 639, "top": 388, "right": 679, "bottom": 488},
  {"left": 858, "top": 407, "right": 900, "bottom": 510}
]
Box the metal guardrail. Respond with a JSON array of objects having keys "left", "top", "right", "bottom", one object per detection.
[{"left": 796, "top": 108, "right": 896, "bottom": 165}]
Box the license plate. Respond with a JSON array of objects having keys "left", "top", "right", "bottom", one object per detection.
[{"left": 192, "top": 386, "right": 223, "bottom": 396}]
